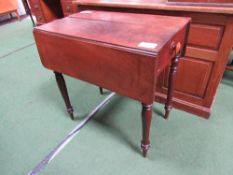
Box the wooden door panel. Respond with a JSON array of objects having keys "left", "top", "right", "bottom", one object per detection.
[{"left": 163, "top": 57, "right": 213, "bottom": 98}]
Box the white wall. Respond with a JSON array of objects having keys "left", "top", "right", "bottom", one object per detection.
[{"left": 16, "top": 0, "right": 26, "bottom": 15}]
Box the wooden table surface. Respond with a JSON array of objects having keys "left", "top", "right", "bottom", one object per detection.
[
  {"left": 74, "top": 0, "right": 233, "bottom": 14},
  {"left": 34, "top": 11, "right": 190, "bottom": 104}
]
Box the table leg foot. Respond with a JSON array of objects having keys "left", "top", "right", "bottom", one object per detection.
[
  {"left": 141, "top": 103, "right": 152, "bottom": 157},
  {"left": 164, "top": 54, "right": 180, "bottom": 120},
  {"left": 54, "top": 71, "right": 74, "bottom": 120},
  {"left": 67, "top": 106, "right": 74, "bottom": 120},
  {"left": 141, "top": 143, "right": 150, "bottom": 157},
  {"left": 99, "top": 87, "right": 104, "bottom": 95},
  {"left": 164, "top": 109, "right": 170, "bottom": 120}
]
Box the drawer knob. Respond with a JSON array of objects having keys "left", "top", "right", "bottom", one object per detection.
[
  {"left": 170, "top": 41, "right": 181, "bottom": 55},
  {"left": 176, "top": 42, "right": 181, "bottom": 54}
]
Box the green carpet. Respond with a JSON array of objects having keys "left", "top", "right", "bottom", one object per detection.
[
  {"left": 0, "top": 19, "right": 34, "bottom": 58},
  {"left": 0, "top": 17, "right": 233, "bottom": 175}
]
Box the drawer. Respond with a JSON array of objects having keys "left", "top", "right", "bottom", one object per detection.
[
  {"left": 29, "top": 0, "right": 42, "bottom": 13},
  {"left": 188, "top": 24, "right": 224, "bottom": 50},
  {"left": 61, "top": 1, "right": 73, "bottom": 14},
  {"left": 185, "top": 46, "right": 218, "bottom": 62}
]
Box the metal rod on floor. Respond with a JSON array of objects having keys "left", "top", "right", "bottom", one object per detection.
[
  {"left": 0, "top": 43, "right": 35, "bottom": 59},
  {"left": 28, "top": 92, "right": 116, "bottom": 175}
]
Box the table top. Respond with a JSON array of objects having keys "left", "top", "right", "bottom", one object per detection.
[
  {"left": 34, "top": 10, "right": 190, "bottom": 56},
  {"left": 73, "top": 0, "right": 233, "bottom": 14}
]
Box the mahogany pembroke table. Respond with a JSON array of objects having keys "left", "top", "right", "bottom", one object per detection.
[{"left": 33, "top": 11, "right": 190, "bottom": 157}]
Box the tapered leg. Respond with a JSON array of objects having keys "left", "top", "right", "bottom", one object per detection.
[
  {"left": 164, "top": 55, "right": 180, "bottom": 119},
  {"left": 29, "top": 13, "right": 35, "bottom": 27},
  {"left": 54, "top": 72, "right": 74, "bottom": 120},
  {"left": 22, "top": 0, "right": 35, "bottom": 26},
  {"left": 99, "top": 87, "right": 104, "bottom": 95},
  {"left": 141, "top": 103, "right": 153, "bottom": 157}
]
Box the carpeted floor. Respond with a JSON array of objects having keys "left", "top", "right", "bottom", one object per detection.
[{"left": 0, "top": 17, "right": 233, "bottom": 175}]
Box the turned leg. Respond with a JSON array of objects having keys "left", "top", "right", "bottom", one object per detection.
[
  {"left": 54, "top": 72, "right": 74, "bottom": 120},
  {"left": 99, "top": 87, "right": 104, "bottom": 95},
  {"left": 164, "top": 54, "right": 180, "bottom": 119},
  {"left": 141, "top": 103, "right": 153, "bottom": 157}
]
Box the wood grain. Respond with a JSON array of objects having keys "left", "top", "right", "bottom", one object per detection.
[
  {"left": 188, "top": 23, "right": 224, "bottom": 50},
  {"left": 74, "top": 0, "right": 233, "bottom": 14}
]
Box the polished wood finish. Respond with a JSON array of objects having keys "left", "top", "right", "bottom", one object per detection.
[
  {"left": 28, "top": 0, "right": 63, "bottom": 25},
  {"left": 74, "top": 0, "right": 233, "bottom": 14},
  {"left": 73, "top": 0, "right": 233, "bottom": 118},
  {"left": 165, "top": 54, "right": 181, "bottom": 119},
  {"left": 34, "top": 11, "right": 190, "bottom": 156},
  {"left": 168, "top": 0, "right": 233, "bottom": 7},
  {"left": 0, "top": 0, "right": 19, "bottom": 20},
  {"left": 188, "top": 24, "right": 223, "bottom": 50},
  {"left": 141, "top": 103, "right": 152, "bottom": 157},
  {"left": 54, "top": 71, "right": 74, "bottom": 120},
  {"left": 34, "top": 11, "right": 190, "bottom": 104},
  {"left": 28, "top": 0, "right": 77, "bottom": 25}
]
